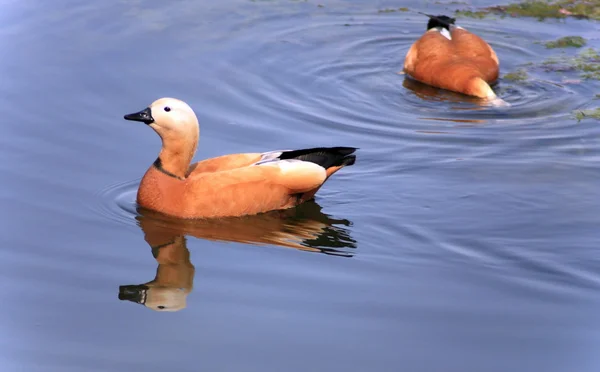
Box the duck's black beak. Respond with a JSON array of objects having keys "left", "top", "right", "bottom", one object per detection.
[{"left": 124, "top": 107, "right": 154, "bottom": 125}]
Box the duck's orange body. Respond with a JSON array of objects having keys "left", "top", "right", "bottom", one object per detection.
[
  {"left": 137, "top": 154, "right": 305, "bottom": 218},
  {"left": 403, "top": 16, "right": 500, "bottom": 100},
  {"left": 124, "top": 98, "right": 356, "bottom": 219}
]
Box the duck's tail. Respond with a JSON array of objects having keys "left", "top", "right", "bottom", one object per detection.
[
  {"left": 283, "top": 147, "right": 357, "bottom": 204},
  {"left": 279, "top": 147, "right": 357, "bottom": 172},
  {"left": 486, "top": 96, "right": 511, "bottom": 107},
  {"left": 469, "top": 77, "right": 511, "bottom": 107}
]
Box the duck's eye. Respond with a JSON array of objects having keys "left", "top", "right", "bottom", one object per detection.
[
  {"left": 158, "top": 306, "right": 166, "bottom": 309},
  {"left": 164, "top": 107, "right": 171, "bottom": 112}
]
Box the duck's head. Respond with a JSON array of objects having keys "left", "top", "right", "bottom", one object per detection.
[
  {"left": 119, "top": 284, "right": 189, "bottom": 312},
  {"left": 426, "top": 15, "right": 456, "bottom": 31},
  {"left": 124, "top": 97, "right": 199, "bottom": 140}
]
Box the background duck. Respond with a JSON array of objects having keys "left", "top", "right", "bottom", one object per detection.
[
  {"left": 123, "top": 98, "right": 356, "bottom": 219},
  {"left": 403, "top": 14, "right": 508, "bottom": 106}
]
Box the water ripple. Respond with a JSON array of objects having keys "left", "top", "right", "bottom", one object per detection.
[
  {"left": 92, "top": 179, "right": 139, "bottom": 227},
  {"left": 211, "top": 12, "right": 596, "bottom": 142}
]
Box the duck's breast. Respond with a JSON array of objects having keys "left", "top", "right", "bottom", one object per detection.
[{"left": 137, "top": 166, "right": 188, "bottom": 217}]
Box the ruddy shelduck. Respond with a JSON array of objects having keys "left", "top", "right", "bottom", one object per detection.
[
  {"left": 123, "top": 98, "right": 356, "bottom": 219},
  {"left": 403, "top": 14, "right": 508, "bottom": 106}
]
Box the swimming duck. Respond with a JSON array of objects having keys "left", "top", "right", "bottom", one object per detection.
[
  {"left": 403, "top": 14, "right": 506, "bottom": 105},
  {"left": 123, "top": 98, "right": 356, "bottom": 219}
]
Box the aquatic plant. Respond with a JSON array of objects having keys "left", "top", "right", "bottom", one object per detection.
[
  {"left": 503, "top": 69, "right": 529, "bottom": 81},
  {"left": 542, "top": 48, "right": 600, "bottom": 80},
  {"left": 501, "top": 1, "right": 568, "bottom": 20},
  {"left": 573, "top": 108, "right": 600, "bottom": 121},
  {"left": 544, "top": 36, "right": 586, "bottom": 49},
  {"left": 378, "top": 7, "right": 410, "bottom": 13},
  {"left": 455, "top": 10, "right": 489, "bottom": 19},
  {"left": 455, "top": 0, "right": 600, "bottom": 21}
]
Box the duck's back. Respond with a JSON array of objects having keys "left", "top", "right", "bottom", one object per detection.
[
  {"left": 403, "top": 26, "right": 499, "bottom": 97},
  {"left": 451, "top": 27, "right": 499, "bottom": 83},
  {"left": 404, "top": 30, "right": 452, "bottom": 75}
]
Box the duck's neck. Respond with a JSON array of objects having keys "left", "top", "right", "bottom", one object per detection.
[{"left": 155, "top": 137, "right": 197, "bottom": 179}]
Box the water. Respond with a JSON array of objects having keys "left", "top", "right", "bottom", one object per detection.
[{"left": 1, "top": 0, "right": 600, "bottom": 371}]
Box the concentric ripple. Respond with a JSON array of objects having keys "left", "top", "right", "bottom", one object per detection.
[
  {"left": 94, "top": 6, "right": 600, "bottom": 268},
  {"left": 92, "top": 179, "right": 139, "bottom": 227},
  {"left": 213, "top": 11, "right": 598, "bottom": 139}
]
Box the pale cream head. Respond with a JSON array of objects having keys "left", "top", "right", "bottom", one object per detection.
[
  {"left": 143, "top": 287, "right": 189, "bottom": 312},
  {"left": 147, "top": 97, "right": 199, "bottom": 138},
  {"left": 124, "top": 97, "right": 201, "bottom": 178},
  {"left": 118, "top": 284, "right": 189, "bottom": 312},
  {"left": 124, "top": 97, "right": 199, "bottom": 139}
]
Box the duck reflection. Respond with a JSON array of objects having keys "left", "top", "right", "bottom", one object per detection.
[
  {"left": 118, "top": 201, "right": 356, "bottom": 312},
  {"left": 402, "top": 77, "right": 488, "bottom": 124},
  {"left": 119, "top": 234, "right": 194, "bottom": 312},
  {"left": 403, "top": 76, "right": 488, "bottom": 107}
]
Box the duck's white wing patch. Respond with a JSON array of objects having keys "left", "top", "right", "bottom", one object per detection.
[
  {"left": 428, "top": 27, "right": 452, "bottom": 40},
  {"left": 257, "top": 159, "right": 326, "bottom": 191},
  {"left": 258, "top": 159, "right": 325, "bottom": 173},
  {"left": 253, "top": 150, "right": 292, "bottom": 165},
  {"left": 440, "top": 27, "right": 452, "bottom": 40}
]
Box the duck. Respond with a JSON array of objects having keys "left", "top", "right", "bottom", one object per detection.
[
  {"left": 123, "top": 97, "right": 357, "bottom": 219},
  {"left": 403, "top": 14, "right": 507, "bottom": 106}
]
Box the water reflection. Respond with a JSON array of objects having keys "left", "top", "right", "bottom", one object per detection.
[
  {"left": 402, "top": 76, "right": 487, "bottom": 107},
  {"left": 119, "top": 234, "right": 195, "bottom": 312},
  {"left": 118, "top": 201, "right": 356, "bottom": 311}
]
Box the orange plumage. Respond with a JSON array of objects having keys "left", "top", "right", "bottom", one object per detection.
[
  {"left": 403, "top": 15, "right": 503, "bottom": 102},
  {"left": 123, "top": 98, "right": 356, "bottom": 219}
]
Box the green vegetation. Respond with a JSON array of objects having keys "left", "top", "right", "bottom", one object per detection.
[
  {"left": 544, "top": 36, "right": 587, "bottom": 49},
  {"left": 573, "top": 108, "right": 600, "bottom": 121},
  {"left": 500, "top": 1, "right": 569, "bottom": 20},
  {"left": 378, "top": 8, "right": 396, "bottom": 13},
  {"left": 378, "top": 8, "right": 410, "bottom": 13},
  {"left": 454, "top": 10, "right": 489, "bottom": 19},
  {"left": 504, "top": 69, "right": 529, "bottom": 81},
  {"left": 542, "top": 48, "right": 600, "bottom": 80},
  {"left": 454, "top": 0, "right": 600, "bottom": 21}
]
